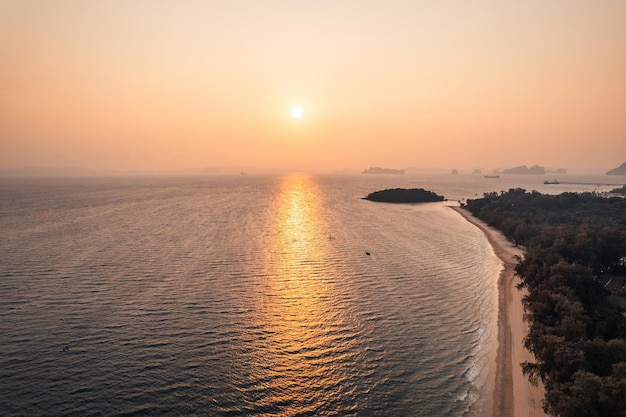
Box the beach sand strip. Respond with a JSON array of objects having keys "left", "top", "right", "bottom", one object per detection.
[{"left": 451, "top": 206, "right": 548, "bottom": 417}]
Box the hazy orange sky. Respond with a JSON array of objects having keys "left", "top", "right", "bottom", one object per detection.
[{"left": 1, "top": 1, "right": 625, "bottom": 173}]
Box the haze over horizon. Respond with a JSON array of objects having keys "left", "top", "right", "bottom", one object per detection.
[{"left": 1, "top": 1, "right": 625, "bottom": 173}]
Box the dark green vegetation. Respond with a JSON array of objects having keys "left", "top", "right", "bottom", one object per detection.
[
  {"left": 465, "top": 189, "right": 626, "bottom": 416},
  {"left": 364, "top": 188, "right": 444, "bottom": 203}
]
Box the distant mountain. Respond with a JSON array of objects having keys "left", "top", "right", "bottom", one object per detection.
[
  {"left": 606, "top": 162, "right": 626, "bottom": 175},
  {"left": 472, "top": 169, "right": 482, "bottom": 175},
  {"left": 502, "top": 165, "right": 545, "bottom": 175},
  {"left": 451, "top": 169, "right": 459, "bottom": 175},
  {"left": 362, "top": 167, "right": 405, "bottom": 174}
]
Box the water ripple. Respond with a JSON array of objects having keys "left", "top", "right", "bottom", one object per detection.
[{"left": 0, "top": 175, "right": 499, "bottom": 416}]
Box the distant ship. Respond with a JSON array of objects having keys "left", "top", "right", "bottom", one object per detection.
[
  {"left": 484, "top": 175, "right": 500, "bottom": 178},
  {"left": 544, "top": 179, "right": 560, "bottom": 184}
]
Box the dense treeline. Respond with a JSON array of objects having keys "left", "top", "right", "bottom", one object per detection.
[
  {"left": 464, "top": 189, "right": 626, "bottom": 417},
  {"left": 363, "top": 188, "right": 444, "bottom": 203}
]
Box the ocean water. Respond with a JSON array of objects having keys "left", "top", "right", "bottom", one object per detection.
[{"left": 0, "top": 173, "right": 620, "bottom": 416}]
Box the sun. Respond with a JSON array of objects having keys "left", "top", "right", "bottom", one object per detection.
[{"left": 290, "top": 105, "right": 304, "bottom": 119}]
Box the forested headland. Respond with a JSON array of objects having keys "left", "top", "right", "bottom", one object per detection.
[
  {"left": 363, "top": 188, "right": 445, "bottom": 203},
  {"left": 464, "top": 189, "right": 626, "bottom": 417}
]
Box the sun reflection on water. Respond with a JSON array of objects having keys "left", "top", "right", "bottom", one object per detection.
[{"left": 245, "top": 174, "right": 359, "bottom": 416}]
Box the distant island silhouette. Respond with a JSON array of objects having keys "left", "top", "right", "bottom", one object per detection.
[
  {"left": 606, "top": 162, "right": 626, "bottom": 175},
  {"left": 361, "top": 167, "right": 405, "bottom": 175},
  {"left": 548, "top": 168, "right": 568, "bottom": 174},
  {"left": 363, "top": 188, "right": 445, "bottom": 203},
  {"left": 502, "top": 165, "right": 545, "bottom": 175}
]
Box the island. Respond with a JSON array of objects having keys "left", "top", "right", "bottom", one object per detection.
[
  {"left": 502, "top": 165, "right": 545, "bottom": 175},
  {"left": 606, "top": 162, "right": 626, "bottom": 175},
  {"left": 547, "top": 167, "right": 567, "bottom": 174},
  {"left": 361, "top": 167, "right": 405, "bottom": 175},
  {"left": 363, "top": 188, "right": 445, "bottom": 203}
]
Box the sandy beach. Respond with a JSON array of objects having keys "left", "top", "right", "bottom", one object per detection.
[{"left": 451, "top": 207, "right": 548, "bottom": 417}]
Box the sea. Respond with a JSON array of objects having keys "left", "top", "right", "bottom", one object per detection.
[{"left": 0, "top": 173, "right": 620, "bottom": 416}]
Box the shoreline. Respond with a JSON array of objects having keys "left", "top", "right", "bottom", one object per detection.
[{"left": 451, "top": 206, "right": 547, "bottom": 417}]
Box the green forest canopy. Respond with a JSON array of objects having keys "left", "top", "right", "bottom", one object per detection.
[
  {"left": 363, "top": 188, "right": 444, "bottom": 203},
  {"left": 464, "top": 189, "right": 626, "bottom": 417}
]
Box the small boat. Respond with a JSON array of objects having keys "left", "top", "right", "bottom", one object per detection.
[{"left": 544, "top": 179, "right": 560, "bottom": 184}]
